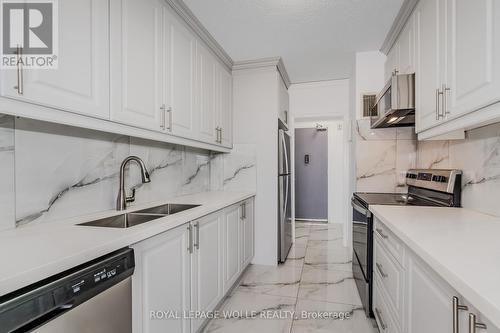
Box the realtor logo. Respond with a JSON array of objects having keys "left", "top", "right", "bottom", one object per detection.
[{"left": 1, "top": 0, "right": 58, "bottom": 69}]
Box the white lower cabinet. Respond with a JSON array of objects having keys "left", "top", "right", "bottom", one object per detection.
[
  {"left": 374, "top": 217, "right": 500, "bottom": 333},
  {"left": 191, "top": 212, "right": 224, "bottom": 333},
  {"left": 240, "top": 199, "right": 255, "bottom": 268},
  {"left": 132, "top": 198, "right": 254, "bottom": 333},
  {"left": 132, "top": 223, "right": 191, "bottom": 333},
  {"left": 223, "top": 204, "right": 241, "bottom": 293}
]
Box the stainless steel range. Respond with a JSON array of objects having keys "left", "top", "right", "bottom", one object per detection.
[{"left": 351, "top": 169, "right": 462, "bottom": 317}]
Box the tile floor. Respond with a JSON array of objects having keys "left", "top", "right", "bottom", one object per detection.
[{"left": 203, "top": 222, "right": 379, "bottom": 333}]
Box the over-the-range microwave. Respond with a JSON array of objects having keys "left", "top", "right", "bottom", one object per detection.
[{"left": 371, "top": 73, "right": 415, "bottom": 129}]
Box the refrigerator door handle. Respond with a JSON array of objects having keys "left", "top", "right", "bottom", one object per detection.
[{"left": 281, "top": 132, "right": 289, "bottom": 174}]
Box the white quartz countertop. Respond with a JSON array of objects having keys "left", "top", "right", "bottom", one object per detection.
[
  {"left": 0, "top": 191, "right": 255, "bottom": 297},
  {"left": 371, "top": 205, "right": 500, "bottom": 329}
]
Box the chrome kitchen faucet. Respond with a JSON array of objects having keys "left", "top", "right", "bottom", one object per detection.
[{"left": 116, "top": 156, "right": 151, "bottom": 210}]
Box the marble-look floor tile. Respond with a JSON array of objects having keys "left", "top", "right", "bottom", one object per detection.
[
  {"left": 238, "top": 264, "right": 302, "bottom": 298},
  {"left": 203, "top": 291, "right": 296, "bottom": 333},
  {"left": 308, "top": 227, "right": 343, "bottom": 241},
  {"left": 291, "top": 299, "right": 378, "bottom": 333},
  {"left": 298, "top": 268, "right": 362, "bottom": 306},
  {"left": 288, "top": 244, "right": 307, "bottom": 261},
  {"left": 304, "top": 245, "right": 351, "bottom": 266}
]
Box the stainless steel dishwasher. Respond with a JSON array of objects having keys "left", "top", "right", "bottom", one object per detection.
[{"left": 0, "top": 248, "right": 135, "bottom": 333}]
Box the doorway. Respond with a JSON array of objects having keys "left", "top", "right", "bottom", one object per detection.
[{"left": 294, "top": 126, "right": 328, "bottom": 221}]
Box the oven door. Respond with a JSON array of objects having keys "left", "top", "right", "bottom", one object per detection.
[{"left": 351, "top": 197, "right": 373, "bottom": 317}]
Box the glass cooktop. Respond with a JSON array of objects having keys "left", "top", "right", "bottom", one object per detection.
[{"left": 353, "top": 192, "right": 440, "bottom": 207}]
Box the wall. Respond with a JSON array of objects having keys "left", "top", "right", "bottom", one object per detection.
[
  {"left": 289, "top": 79, "right": 351, "bottom": 248},
  {"left": 289, "top": 80, "right": 350, "bottom": 118},
  {"left": 355, "top": 119, "right": 417, "bottom": 193},
  {"left": 232, "top": 68, "right": 278, "bottom": 266},
  {"left": 0, "top": 115, "right": 255, "bottom": 231},
  {"left": 354, "top": 51, "right": 386, "bottom": 119},
  {"left": 351, "top": 51, "right": 417, "bottom": 193},
  {"left": 416, "top": 122, "right": 500, "bottom": 217}
]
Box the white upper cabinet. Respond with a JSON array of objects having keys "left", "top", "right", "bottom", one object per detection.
[
  {"left": 409, "top": 0, "right": 500, "bottom": 138},
  {"left": 398, "top": 16, "right": 415, "bottom": 75},
  {"left": 0, "top": 0, "right": 109, "bottom": 119},
  {"left": 167, "top": 12, "right": 197, "bottom": 140},
  {"left": 217, "top": 64, "right": 233, "bottom": 148},
  {"left": 196, "top": 42, "right": 218, "bottom": 144},
  {"left": 446, "top": 0, "right": 500, "bottom": 119},
  {"left": 384, "top": 43, "right": 399, "bottom": 82},
  {"left": 110, "top": 0, "right": 164, "bottom": 131},
  {"left": 415, "top": 0, "right": 442, "bottom": 132}
]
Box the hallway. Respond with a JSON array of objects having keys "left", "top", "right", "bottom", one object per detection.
[{"left": 203, "top": 222, "right": 379, "bottom": 333}]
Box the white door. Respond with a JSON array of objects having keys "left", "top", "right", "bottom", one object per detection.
[
  {"left": 446, "top": 0, "right": 500, "bottom": 118},
  {"left": 132, "top": 224, "right": 191, "bottom": 333},
  {"left": 191, "top": 213, "right": 223, "bottom": 332},
  {"left": 406, "top": 254, "right": 454, "bottom": 333},
  {"left": 241, "top": 199, "right": 255, "bottom": 267},
  {"left": 217, "top": 64, "right": 233, "bottom": 148},
  {"left": 223, "top": 204, "right": 240, "bottom": 293},
  {"left": 0, "top": 0, "right": 109, "bottom": 119},
  {"left": 196, "top": 41, "right": 218, "bottom": 144},
  {"left": 415, "top": 0, "right": 442, "bottom": 132},
  {"left": 167, "top": 13, "right": 197, "bottom": 139},
  {"left": 398, "top": 16, "right": 415, "bottom": 74},
  {"left": 110, "top": 0, "right": 164, "bottom": 130}
]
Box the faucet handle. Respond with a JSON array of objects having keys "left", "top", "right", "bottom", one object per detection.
[{"left": 126, "top": 188, "right": 136, "bottom": 203}]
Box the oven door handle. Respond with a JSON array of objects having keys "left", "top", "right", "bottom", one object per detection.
[{"left": 351, "top": 198, "right": 371, "bottom": 217}]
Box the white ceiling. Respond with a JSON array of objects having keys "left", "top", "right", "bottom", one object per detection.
[{"left": 183, "top": 0, "right": 403, "bottom": 83}]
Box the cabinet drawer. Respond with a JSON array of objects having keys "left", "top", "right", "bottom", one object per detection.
[
  {"left": 374, "top": 238, "right": 404, "bottom": 326},
  {"left": 373, "top": 276, "right": 400, "bottom": 333},
  {"left": 374, "top": 217, "right": 405, "bottom": 266}
]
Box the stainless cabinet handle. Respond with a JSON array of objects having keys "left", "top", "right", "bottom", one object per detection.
[
  {"left": 375, "top": 228, "right": 388, "bottom": 239},
  {"left": 160, "top": 104, "right": 166, "bottom": 129},
  {"left": 284, "top": 110, "right": 288, "bottom": 124},
  {"left": 375, "top": 308, "right": 387, "bottom": 330},
  {"left": 469, "top": 313, "right": 487, "bottom": 332},
  {"left": 436, "top": 88, "right": 441, "bottom": 120},
  {"left": 240, "top": 203, "right": 246, "bottom": 220},
  {"left": 453, "top": 296, "right": 468, "bottom": 333},
  {"left": 215, "top": 127, "right": 220, "bottom": 143},
  {"left": 14, "top": 46, "right": 23, "bottom": 95},
  {"left": 376, "top": 263, "right": 388, "bottom": 278},
  {"left": 166, "top": 107, "right": 172, "bottom": 132},
  {"left": 187, "top": 224, "right": 193, "bottom": 254},
  {"left": 194, "top": 222, "right": 200, "bottom": 250},
  {"left": 219, "top": 127, "right": 223, "bottom": 143},
  {"left": 442, "top": 84, "right": 451, "bottom": 118}
]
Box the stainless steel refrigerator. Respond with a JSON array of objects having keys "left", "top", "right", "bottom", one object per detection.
[{"left": 278, "top": 129, "right": 292, "bottom": 263}]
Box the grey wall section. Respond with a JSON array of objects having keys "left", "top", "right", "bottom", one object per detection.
[{"left": 294, "top": 128, "right": 328, "bottom": 220}]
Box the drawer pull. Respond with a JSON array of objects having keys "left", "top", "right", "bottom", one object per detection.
[
  {"left": 376, "top": 228, "right": 389, "bottom": 239},
  {"left": 375, "top": 307, "right": 387, "bottom": 330},
  {"left": 376, "top": 263, "right": 388, "bottom": 278},
  {"left": 469, "top": 313, "right": 487, "bottom": 333}
]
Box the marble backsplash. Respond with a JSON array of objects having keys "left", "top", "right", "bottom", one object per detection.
[
  {"left": 416, "top": 122, "right": 500, "bottom": 217},
  {"left": 355, "top": 119, "right": 417, "bottom": 193},
  {"left": 0, "top": 115, "right": 256, "bottom": 231}
]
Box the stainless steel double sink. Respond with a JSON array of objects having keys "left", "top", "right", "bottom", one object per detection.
[{"left": 78, "top": 204, "right": 200, "bottom": 228}]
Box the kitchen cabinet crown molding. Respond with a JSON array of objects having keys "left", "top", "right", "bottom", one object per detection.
[
  {"left": 380, "top": 0, "right": 419, "bottom": 54},
  {"left": 232, "top": 57, "right": 291, "bottom": 88},
  {"left": 164, "top": 0, "right": 233, "bottom": 71}
]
